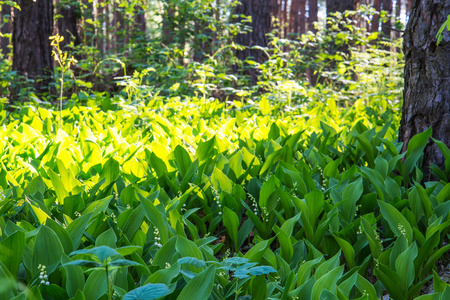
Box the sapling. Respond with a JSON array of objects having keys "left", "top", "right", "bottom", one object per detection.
[{"left": 49, "top": 34, "right": 78, "bottom": 129}]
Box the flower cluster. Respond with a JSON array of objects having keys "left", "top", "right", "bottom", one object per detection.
[
  {"left": 153, "top": 227, "right": 162, "bottom": 248},
  {"left": 247, "top": 192, "right": 259, "bottom": 216},
  {"left": 38, "top": 264, "right": 50, "bottom": 285}
]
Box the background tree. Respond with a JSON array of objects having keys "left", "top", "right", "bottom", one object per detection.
[
  {"left": 400, "top": 0, "right": 450, "bottom": 178},
  {"left": 234, "top": 0, "right": 271, "bottom": 85},
  {"left": 0, "top": 4, "right": 11, "bottom": 56},
  {"left": 308, "top": 0, "right": 318, "bottom": 32},
  {"left": 327, "top": 0, "right": 356, "bottom": 15},
  {"left": 57, "top": 0, "right": 82, "bottom": 51},
  {"left": 12, "top": 0, "right": 53, "bottom": 93}
]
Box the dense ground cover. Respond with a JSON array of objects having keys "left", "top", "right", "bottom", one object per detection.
[{"left": 0, "top": 90, "right": 449, "bottom": 300}]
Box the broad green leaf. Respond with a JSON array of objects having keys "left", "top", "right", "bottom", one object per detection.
[
  {"left": 378, "top": 201, "right": 413, "bottom": 244},
  {"left": 32, "top": 225, "right": 64, "bottom": 274},
  {"left": 395, "top": 242, "right": 418, "bottom": 291},
  {"left": 0, "top": 261, "right": 17, "bottom": 299},
  {"left": 332, "top": 234, "right": 355, "bottom": 268},
  {"left": 211, "top": 167, "right": 233, "bottom": 194},
  {"left": 47, "top": 168, "right": 68, "bottom": 204},
  {"left": 176, "top": 265, "right": 216, "bottom": 300},
  {"left": 341, "top": 178, "right": 363, "bottom": 222},
  {"left": 223, "top": 207, "right": 239, "bottom": 249},
  {"left": 140, "top": 192, "right": 169, "bottom": 244},
  {"left": 123, "top": 283, "right": 170, "bottom": 300},
  {"left": 62, "top": 254, "right": 85, "bottom": 298},
  {"left": 0, "top": 230, "right": 25, "bottom": 278},
  {"left": 175, "top": 236, "right": 203, "bottom": 260},
  {"left": 312, "top": 265, "right": 344, "bottom": 300},
  {"left": 83, "top": 269, "right": 107, "bottom": 300}
]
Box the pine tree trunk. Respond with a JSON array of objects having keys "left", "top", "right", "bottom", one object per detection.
[
  {"left": 381, "top": 0, "right": 392, "bottom": 38},
  {"left": 326, "top": 0, "right": 355, "bottom": 14},
  {"left": 308, "top": 0, "right": 318, "bottom": 32},
  {"left": 400, "top": 0, "right": 450, "bottom": 179},
  {"left": 372, "top": 0, "right": 381, "bottom": 32},
  {"left": 1, "top": 5, "right": 11, "bottom": 56},
  {"left": 235, "top": 0, "right": 271, "bottom": 85},
  {"left": 58, "top": 4, "right": 81, "bottom": 50},
  {"left": 12, "top": 0, "right": 53, "bottom": 94}
]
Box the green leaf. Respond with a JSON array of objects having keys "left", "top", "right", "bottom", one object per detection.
[
  {"left": 223, "top": 207, "right": 239, "bottom": 250},
  {"left": 71, "top": 246, "right": 120, "bottom": 264},
  {"left": 123, "top": 283, "right": 170, "bottom": 300},
  {"left": 0, "top": 261, "right": 17, "bottom": 299},
  {"left": 197, "top": 136, "right": 216, "bottom": 161},
  {"left": 140, "top": 192, "right": 169, "bottom": 244},
  {"left": 100, "top": 157, "right": 120, "bottom": 188},
  {"left": 47, "top": 168, "right": 68, "bottom": 204},
  {"left": 211, "top": 167, "right": 233, "bottom": 194},
  {"left": 32, "top": 225, "right": 64, "bottom": 274},
  {"left": 67, "top": 213, "right": 91, "bottom": 249},
  {"left": 174, "top": 145, "right": 192, "bottom": 177},
  {"left": 175, "top": 236, "right": 203, "bottom": 260},
  {"left": 395, "top": 242, "right": 418, "bottom": 291},
  {"left": 176, "top": 265, "right": 216, "bottom": 300},
  {"left": 332, "top": 234, "right": 355, "bottom": 269},
  {"left": 244, "top": 238, "right": 274, "bottom": 263},
  {"left": 378, "top": 201, "right": 413, "bottom": 244},
  {"left": 374, "top": 263, "right": 405, "bottom": 300},
  {"left": 324, "top": 157, "right": 342, "bottom": 179},
  {"left": 341, "top": 178, "right": 363, "bottom": 222},
  {"left": 83, "top": 269, "right": 107, "bottom": 300},
  {"left": 312, "top": 265, "right": 344, "bottom": 300},
  {"left": 0, "top": 230, "right": 25, "bottom": 278},
  {"left": 62, "top": 254, "right": 85, "bottom": 298},
  {"left": 361, "top": 217, "right": 382, "bottom": 259}
]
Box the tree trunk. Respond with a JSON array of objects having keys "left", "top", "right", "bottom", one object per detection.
[
  {"left": 326, "top": 0, "right": 355, "bottom": 14},
  {"left": 1, "top": 4, "right": 11, "bottom": 56},
  {"left": 12, "top": 0, "right": 53, "bottom": 94},
  {"left": 381, "top": 0, "right": 392, "bottom": 38},
  {"left": 291, "top": 0, "right": 307, "bottom": 36},
  {"left": 372, "top": 0, "right": 381, "bottom": 32},
  {"left": 308, "top": 0, "right": 318, "bottom": 32},
  {"left": 135, "top": 6, "right": 146, "bottom": 36},
  {"left": 235, "top": 0, "right": 271, "bottom": 85},
  {"left": 57, "top": 3, "right": 81, "bottom": 50},
  {"left": 400, "top": 0, "right": 450, "bottom": 179}
]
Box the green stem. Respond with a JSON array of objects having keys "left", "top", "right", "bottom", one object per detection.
[
  {"left": 106, "top": 265, "right": 112, "bottom": 300},
  {"left": 59, "top": 76, "right": 63, "bottom": 129}
]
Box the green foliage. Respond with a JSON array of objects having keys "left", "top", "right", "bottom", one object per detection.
[{"left": 0, "top": 89, "right": 449, "bottom": 299}]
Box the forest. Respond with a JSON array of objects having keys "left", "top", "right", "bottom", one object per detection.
[{"left": 1, "top": 0, "right": 450, "bottom": 299}]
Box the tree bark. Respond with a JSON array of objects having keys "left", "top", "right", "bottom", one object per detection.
[
  {"left": 1, "top": 4, "right": 11, "bottom": 56},
  {"left": 235, "top": 0, "right": 271, "bottom": 85},
  {"left": 308, "top": 0, "right": 318, "bottom": 32},
  {"left": 57, "top": 3, "right": 81, "bottom": 50},
  {"left": 381, "top": 0, "right": 392, "bottom": 38},
  {"left": 291, "top": 0, "right": 307, "bottom": 36},
  {"left": 12, "top": 0, "right": 53, "bottom": 94},
  {"left": 372, "top": 0, "right": 381, "bottom": 32},
  {"left": 326, "top": 0, "right": 355, "bottom": 14},
  {"left": 400, "top": 0, "right": 450, "bottom": 179}
]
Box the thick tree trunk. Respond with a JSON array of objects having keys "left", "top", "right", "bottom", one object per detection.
[
  {"left": 400, "top": 0, "right": 450, "bottom": 179},
  {"left": 372, "top": 0, "right": 381, "bottom": 32},
  {"left": 326, "top": 0, "right": 355, "bottom": 14},
  {"left": 1, "top": 5, "right": 11, "bottom": 56},
  {"left": 12, "top": 0, "right": 53, "bottom": 94},
  {"left": 291, "top": 0, "right": 307, "bottom": 36},
  {"left": 381, "top": 0, "right": 392, "bottom": 38},
  {"left": 308, "top": 0, "right": 318, "bottom": 32},
  {"left": 235, "top": 0, "right": 271, "bottom": 85},
  {"left": 57, "top": 5, "right": 81, "bottom": 50}
]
